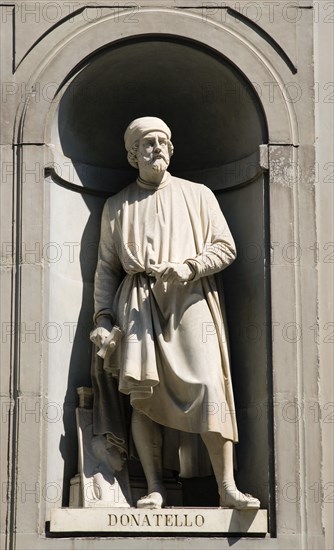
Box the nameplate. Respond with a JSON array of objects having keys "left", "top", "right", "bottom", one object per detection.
[{"left": 50, "top": 507, "right": 268, "bottom": 534}]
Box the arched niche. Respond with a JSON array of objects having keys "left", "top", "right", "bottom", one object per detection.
[
  {"left": 45, "top": 34, "right": 273, "bottom": 515},
  {"left": 56, "top": 37, "right": 265, "bottom": 173}
]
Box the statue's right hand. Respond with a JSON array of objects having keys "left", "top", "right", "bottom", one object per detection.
[{"left": 90, "top": 327, "right": 111, "bottom": 349}]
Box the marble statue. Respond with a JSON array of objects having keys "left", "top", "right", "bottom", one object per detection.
[{"left": 90, "top": 116, "right": 260, "bottom": 510}]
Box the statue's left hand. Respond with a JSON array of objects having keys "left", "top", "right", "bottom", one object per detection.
[{"left": 153, "top": 262, "right": 194, "bottom": 284}]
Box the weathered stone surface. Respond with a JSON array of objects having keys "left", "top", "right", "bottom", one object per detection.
[{"left": 50, "top": 507, "right": 268, "bottom": 534}]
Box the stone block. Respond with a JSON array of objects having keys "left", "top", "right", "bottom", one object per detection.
[{"left": 50, "top": 507, "right": 268, "bottom": 534}]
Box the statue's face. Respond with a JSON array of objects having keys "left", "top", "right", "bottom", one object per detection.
[{"left": 137, "top": 131, "right": 170, "bottom": 174}]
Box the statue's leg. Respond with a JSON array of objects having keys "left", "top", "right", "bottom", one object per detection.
[
  {"left": 200, "top": 432, "right": 260, "bottom": 509},
  {"left": 131, "top": 409, "right": 166, "bottom": 509}
]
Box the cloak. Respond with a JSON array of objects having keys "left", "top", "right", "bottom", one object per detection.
[{"left": 92, "top": 173, "right": 238, "bottom": 476}]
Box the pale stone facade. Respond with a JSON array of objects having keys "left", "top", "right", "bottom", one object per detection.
[{"left": 0, "top": 1, "right": 333, "bottom": 549}]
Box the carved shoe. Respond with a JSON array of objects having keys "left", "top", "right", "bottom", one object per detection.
[
  {"left": 220, "top": 486, "right": 260, "bottom": 510},
  {"left": 136, "top": 490, "right": 166, "bottom": 509}
]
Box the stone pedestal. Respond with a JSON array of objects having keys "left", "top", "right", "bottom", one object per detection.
[{"left": 50, "top": 507, "right": 268, "bottom": 535}]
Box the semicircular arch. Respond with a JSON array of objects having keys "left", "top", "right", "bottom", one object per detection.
[{"left": 14, "top": 8, "right": 298, "bottom": 147}]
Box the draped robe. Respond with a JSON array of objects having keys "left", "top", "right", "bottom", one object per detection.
[{"left": 92, "top": 173, "right": 238, "bottom": 474}]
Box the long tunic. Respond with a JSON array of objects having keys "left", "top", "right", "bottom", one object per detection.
[{"left": 93, "top": 173, "right": 238, "bottom": 451}]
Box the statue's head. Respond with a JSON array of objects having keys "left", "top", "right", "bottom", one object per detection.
[{"left": 124, "top": 117, "right": 174, "bottom": 174}]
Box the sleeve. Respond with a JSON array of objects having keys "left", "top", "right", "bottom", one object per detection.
[
  {"left": 185, "top": 186, "right": 236, "bottom": 281},
  {"left": 93, "top": 199, "right": 124, "bottom": 325}
]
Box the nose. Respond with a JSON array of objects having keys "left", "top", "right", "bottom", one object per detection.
[{"left": 154, "top": 139, "right": 161, "bottom": 152}]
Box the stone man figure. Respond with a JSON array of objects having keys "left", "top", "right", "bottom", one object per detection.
[{"left": 90, "top": 116, "right": 260, "bottom": 510}]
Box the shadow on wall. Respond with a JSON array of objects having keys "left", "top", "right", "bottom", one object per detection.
[{"left": 59, "top": 191, "right": 106, "bottom": 505}]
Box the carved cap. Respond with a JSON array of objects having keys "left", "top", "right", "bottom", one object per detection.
[{"left": 124, "top": 117, "right": 171, "bottom": 151}]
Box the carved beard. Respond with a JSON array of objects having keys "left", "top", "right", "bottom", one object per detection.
[
  {"left": 137, "top": 152, "right": 169, "bottom": 173},
  {"left": 151, "top": 157, "right": 169, "bottom": 173}
]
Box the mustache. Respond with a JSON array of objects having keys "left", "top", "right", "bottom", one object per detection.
[
  {"left": 151, "top": 154, "right": 169, "bottom": 164},
  {"left": 137, "top": 151, "right": 170, "bottom": 168}
]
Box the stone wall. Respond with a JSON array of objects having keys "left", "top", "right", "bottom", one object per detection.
[{"left": 1, "top": 1, "right": 332, "bottom": 548}]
